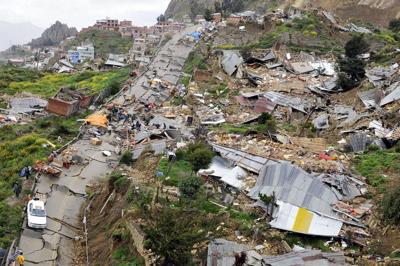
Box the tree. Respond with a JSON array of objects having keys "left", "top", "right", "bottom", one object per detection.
[
  {"left": 214, "top": 2, "right": 223, "bottom": 14},
  {"left": 157, "top": 14, "right": 166, "bottom": 23},
  {"left": 344, "top": 35, "right": 369, "bottom": 58},
  {"left": 382, "top": 185, "right": 400, "bottom": 225},
  {"left": 204, "top": 8, "right": 213, "bottom": 22},
  {"left": 179, "top": 175, "right": 203, "bottom": 198},
  {"left": 389, "top": 19, "right": 400, "bottom": 32},
  {"left": 143, "top": 207, "right": 215, "bottom": 265},
  {"left": 184, "top": 142, "right": 214, "bottom": 172},
  {"left": 222, "top": 0, "right": 244, "bottom": 14},
  {"left": 338, "top": 58, "right": 366, "bottom": 81},
  {"left": 338, "top": 35, "right": 368, "bottom": 90}
]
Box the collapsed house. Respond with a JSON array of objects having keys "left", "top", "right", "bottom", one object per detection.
[{"left": 47, "top": 87, "right": 97, "bottom": 116}]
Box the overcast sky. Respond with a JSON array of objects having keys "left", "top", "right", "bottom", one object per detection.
[{"left": 0, "top": 0, "right": 171, "bottom": 29}]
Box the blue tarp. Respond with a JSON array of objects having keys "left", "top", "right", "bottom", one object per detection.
[{"left": 191, "top": 31, "right": 201, "bottom": 42}]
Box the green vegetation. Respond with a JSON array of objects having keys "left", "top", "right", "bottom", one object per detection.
[
  {"left": 338, "top": 35, "right": 368, "bottom": 90},
  {"left": 143, "top": 206, "right": 221, "bottom": 265},
  {"left": 183, "top": 49, "right": 207, "bottom": 74},
  {"left": 0, "top": 65, "right": 42, "bottom": 91},
  {"left": 109, "top": 172, "right": 131, "bottom": 193},
  {"left": 0, "top": 114, "right": 84, "bottom": 247},
  {"left": 389, "top": 19, "right": 400, "bottom": 33},
  {"left": 354, "top": 148, "right": 400, "bottom": 190},
  {"left": 344, "top": 35, "right": 369, "bottom": 58},
  {"left": 176, "top": 142, "right": 214, "bottom": 172},
  {"left": 382, "top": 185, "right": 400, "bottom": 225},
  {"left": 211, "top": 114, "right": 276, "bottom": 135},
  {"left": 158, "top": 158, "right": 193, "bottom": 187},
  {"left": 0, "top": 203, "right": 23, "bottom": 247},
  {"left": 67, "top": 29, "right": 133, "bottom": 58},
  {"left": 120, "top": 150, "right": 133, "bottom": 165},
  {"left": 178, "top": 175, "right": 203, "bottom": 198},
  {"left": 5, "top": 68, "right": 130, "bottom": 97},
  {"left": 112, "top": 247, "right": 143, "bottom": 266},
  {"left": 255, "top": 13, "right": 343, "bottom": 54},
  {"left": 204, "top": 8, "right": 213, "bottom": 21}
]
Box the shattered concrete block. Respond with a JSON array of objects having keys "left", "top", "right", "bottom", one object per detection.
[{"left": 90, "top": 137, "right": 102, "bottom": 145}]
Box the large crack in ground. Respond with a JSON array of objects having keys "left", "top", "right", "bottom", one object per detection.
[{"left": 48, "top": 183, "right": 87, "bottom": 198}]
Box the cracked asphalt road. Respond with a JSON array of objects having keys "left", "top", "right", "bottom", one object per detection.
[
  {"left": 17, "top": 26, "right": 197, "bottom": 266},
  {"left": 19, "top": 139, "right": 118, "bottom": 265}
]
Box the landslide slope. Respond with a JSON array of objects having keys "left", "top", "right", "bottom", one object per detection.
[{"left": 165, "top": 0, "right": 400, "bottom": 25}]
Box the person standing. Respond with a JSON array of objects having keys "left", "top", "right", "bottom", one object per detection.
[
  {"left": 13, "top": 182, "right": 21, "bottom": 199},
  {"left": 16, "top": 252, "right": 24, "bottom": 266}
]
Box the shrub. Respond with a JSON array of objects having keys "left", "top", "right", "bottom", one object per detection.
[
  {"left": 204, "top": 8, "right": 212, "bottom": 21},
  {"left": 120, "top": 150, "right": 133, "bottom": 165},
  {"left": 143, "top": 207, "right": 220, "bottom": 265},
  {"left": 345, "top": 35, "right": 369, "bottom": 58},
  {"left": 179, "top": 175, "right": 203, "bottom": 198},
  {"left": 257, "top": 113, "right": 276, "bottom": 134},
  {"left": 183, "top": 142, "right": 214, "bottom": 172},
  {"left": 389, "top": 19, "right": 400, "bottom": 33},
  {"left": 382, "top": 185, "right": 400, "bottom": 225}
]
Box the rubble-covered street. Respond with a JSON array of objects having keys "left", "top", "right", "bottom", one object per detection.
[{"left": 2, "top": 2, "right": 400, "bottom": 266}]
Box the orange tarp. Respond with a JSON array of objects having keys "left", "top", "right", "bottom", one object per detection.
[{"left": 85, "top": 113, "right": 108, "bottom": 128}]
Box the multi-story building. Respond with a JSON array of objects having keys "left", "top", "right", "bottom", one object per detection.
[
  {"left": 95, "top": 18, "right": 119, "bottom": 31},
  {"left": 77, "top": 45, "right": 95, "bottom": 61},
  {"left": 68, "top": 44, "right": 95, "bottom": 64}
]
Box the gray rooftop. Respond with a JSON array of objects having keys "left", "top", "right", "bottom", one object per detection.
[{"left": 248, "top": 162, "right": 341, "bottom": 216}]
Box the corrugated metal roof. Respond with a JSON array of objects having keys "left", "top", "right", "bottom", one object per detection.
[
  {"left": 270, "top": 201, "right": 343, "bottom": 237},
  {"left": 211, "top": 143, "right": 277, "bottom": 173},
  {"left": 263, "top": 91, "right": 307, "bottom": 113},
  {"left": 358, "top": 89, "right": 384, "bottom": 108},
  {"left": 248, "top": 162, "right": 340, "bottom": 216},
  {"left": 380, "top": 83, "right": 400, "bottom": 106},
  {"left": 221, "top": 50, "right": 243, "bottom": 76},
  {"left": 349, "top": 133, "right": 368, "bottom": 153}
]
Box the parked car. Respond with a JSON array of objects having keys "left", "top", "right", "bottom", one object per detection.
[{"left": 27, "top": 198, "right": 47, "bottom": 229}]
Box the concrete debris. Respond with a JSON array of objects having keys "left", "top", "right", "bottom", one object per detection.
[
  {"left": 290, "top": 62, "right": 315, "bottom": 74},
  {"left": 9, "top": 97, "right": 48, "bottom": 115},
  {"left": 313, "top": 114, "right": 330, "bottom": 129},
  {"left": 291, "top": 137, "right": 327, "bottom": 153},
  {"left": 196, "top": 107, "right": 226, "bottom": 125},
  {"left": 132, "top": 139, "right": 166, "bottom": 160}
]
